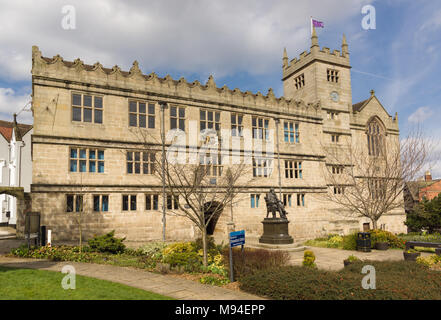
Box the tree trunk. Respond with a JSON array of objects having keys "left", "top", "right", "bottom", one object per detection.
[
  {"left": 371, "top": 219, "right": 378, "bottom": 230},
  {"left": 201, "top": 227, "right": 208, "bottom": 267}
]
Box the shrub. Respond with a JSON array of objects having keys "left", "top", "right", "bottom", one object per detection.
[
  {"left": 239, "top": 260, "right": 441, "bottom": 300},
  {"left": 199, "top": 274, "right": 229, "bottom": 286},
  {"left": 88, "top": 230, "right": 126, "bottom": 254},
  {"left": 327, "top": 235, "right": 343, "bottom": 248},
  {"left": 222, "top": 247, "right": 290, "bottom": 280},
  {"left": 302, "top": 250, "right": 317, "bottom": 268},
  {"left": 345, "top": 255, "right": 360, "bottom": 262},
  {"left": 10, "top": 245, "right": 99, "bottom": 262},
  {"left": 370, "top": 229, "right": 404, "bottom": 249},
  {"left": 342, "top": 232, "right": 358, "bottom": 250},
  {"left": 416, "top": 254, "right": 441, "bottom": 268},
  {"left": 161, "top": 242, "right": 201, "bottom": 267},
  {"left": 193, "top": 237, "right": 222, "bottom": 256},
  {"left": 139, "top": 242, "right": 169, "bottom": 260}
]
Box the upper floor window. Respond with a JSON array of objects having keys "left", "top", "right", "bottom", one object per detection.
[
  {"left": 126, "top": 151, "right": 155, "bottom": 174},
  {"left": 333, "top": 187, "right": 344, "bottom": 195},
  {"left": 129, "top": 101, "right": 155, "bottom": 128},
  {"left": 367, "top": 119, "right": 385, "bottom": 157},
  {"left": 331, "top": 134, "right": 340, "bottom": 144},
  {"left": 294, "top": 74, "right": 305, "bottom": 89},
  {"left": 327, "top": 69, "right": 339, "bottom": 83},
  {"left": 252, "top": 117, "right": 269, "bottom": 140},
  {"left": 327, "top": 111, "right": 339, "bottom": 120},
  {"left": 72, "top": 93, "right": 103, "bottom": 123},
  {"left": 70, "top": 148, "right": 104, "bottom": 173},
  {"left": 331, "top": 166, "right": 344, "bottom": 174},
  {"left": 284, "top": 122, "right": 299, "bottom": 143},
  {"left": 200, "top": 109, "right": 220, "bottom": 134},
  {"left": 170, "top": 106, "right": 185, "bottom": 131},
  {"left": 253, "top": 157, "right": 272, "bottom": 177},
  {"left": 285, "top": 161, "right": 302, "bottom": 179},
  {"left": 200, "top": 153, "right": 223, "bottom": 177},
  {"left": 231, "top": 113, "right": 243, "bottom": 137}
]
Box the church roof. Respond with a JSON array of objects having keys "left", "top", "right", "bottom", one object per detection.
[{"left": 352, "top": 98, "right": 369, "bottom": 113}]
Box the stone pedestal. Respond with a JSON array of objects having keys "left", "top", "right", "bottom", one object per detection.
[{"left": 259, "top": 218, "right": 293, "bottom": 244}]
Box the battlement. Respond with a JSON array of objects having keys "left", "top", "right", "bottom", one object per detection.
[
  {"left": 31, "top": 46, "right": 322, "bottom": 119},
  {"left": 282, "top": 31, "right": 350, "bottom": 81}
]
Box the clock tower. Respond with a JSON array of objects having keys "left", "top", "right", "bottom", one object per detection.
[{"left": 282, "top": 27, "right": 352, "bottom": 133}]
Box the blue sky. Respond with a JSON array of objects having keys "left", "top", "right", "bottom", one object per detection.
[{"left": 0, "top": 0, "right": 439, "bottom": 176}]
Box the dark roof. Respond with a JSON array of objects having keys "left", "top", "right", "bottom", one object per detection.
[
  {"left": 0, "top": 120, "right": 33, "bottom": 142},
  {"left": 352, "top": 98, "right": 369, "bottom": 113}
]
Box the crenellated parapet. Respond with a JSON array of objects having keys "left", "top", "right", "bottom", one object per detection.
[
  {"left": 31, "top": 46, "right": 322, "bottom": 119},
  {"left": 282, "top": 30, "right": 350, "bottom": 81}
]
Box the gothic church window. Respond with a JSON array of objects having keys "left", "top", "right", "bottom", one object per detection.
[{"left": 366, "top": 118, "right": 385, "bottom": 156}]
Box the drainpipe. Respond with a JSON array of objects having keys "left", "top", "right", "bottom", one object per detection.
[
  {"left": 160, "top": 102, "right": 167, "bottom": 242},
  {"left": 275, "top": 118, "right": 282, "bottom": 199}
]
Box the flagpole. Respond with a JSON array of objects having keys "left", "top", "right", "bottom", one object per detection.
[{"left": 310, "top": 16, "right": 313, "bottom": 36}]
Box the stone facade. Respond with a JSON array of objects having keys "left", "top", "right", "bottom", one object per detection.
[{"left": 30, "top": 29, "right": 407, "bottom": 242}]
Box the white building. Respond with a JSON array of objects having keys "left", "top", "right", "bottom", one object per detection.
[{"left": 0, "top": 115, "right": 33, "bottom": 227}]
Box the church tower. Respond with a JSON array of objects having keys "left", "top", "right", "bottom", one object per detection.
[{"left": 282, "top": 28, "right": 352, "bottom": 133}]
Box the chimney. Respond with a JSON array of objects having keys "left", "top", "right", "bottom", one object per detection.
[{"left": 425, "top": 171, "right": 432, "bottom": 182}]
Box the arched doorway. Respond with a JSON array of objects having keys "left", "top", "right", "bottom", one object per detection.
[
  {"left": 0, "top": 187, "right": 30, "bottom": 236},
  {"left": 204, "top": 202, "right": 224, "bottom": 235}
]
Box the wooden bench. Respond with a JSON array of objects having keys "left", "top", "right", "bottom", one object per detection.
[{"left": 405, "top": 241, "right": 441, "bottom": 255}]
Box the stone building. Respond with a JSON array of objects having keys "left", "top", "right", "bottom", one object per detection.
[{"left": 30, "top": 29, "right": 407, "bottom": 242}]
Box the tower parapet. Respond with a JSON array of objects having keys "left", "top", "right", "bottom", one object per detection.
[{"left": 282, "top": 30, "right": 350, "bottom": 81}]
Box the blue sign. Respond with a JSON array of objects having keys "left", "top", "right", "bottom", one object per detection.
[{"left": 229, "top": 230, "right": 245, "bottom": 247}]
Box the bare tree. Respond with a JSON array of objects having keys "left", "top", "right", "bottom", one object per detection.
[
  {"left": 321, "top": 127, "right": 431, "bottom": 230},
  {"left": 129, "top": 123, "right": 252, "bottom": 266}
]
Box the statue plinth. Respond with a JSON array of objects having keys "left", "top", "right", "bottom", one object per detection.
[{"left": 259, "top": 218, "right": 294, "bottom": 244}]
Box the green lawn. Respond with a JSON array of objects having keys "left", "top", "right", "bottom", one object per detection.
[{"left": 0, "top": 266, "right": 174, "bottom": 300}]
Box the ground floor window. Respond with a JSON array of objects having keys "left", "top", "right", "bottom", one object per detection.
[
  {"left": 250, "top": 194, "right": 260, "bottom": 208},
  {"left": 297, "top": 193, "right": 305, "bottom": 207},
  {"left": 146, "top": 194, "right": 159, "bottom": 211},
  {"left": 122, "top": 195, "right": 137, "bottom": 211},
  {"left": 66, "top": 194, "right": 83, "bottom": 212},
  {"left": 93, "top": 195, "right": 109, "bottom": 212},
  {"left": 166, "top": 194, "right": 179, "bottom": 210},
  {"left": 283, "top": 194, "right": 292, "bottom": 207}
]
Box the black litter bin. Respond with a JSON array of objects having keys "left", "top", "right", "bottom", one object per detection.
[{"left": 356, "top": 232, "right": 371, "bottom": 252}]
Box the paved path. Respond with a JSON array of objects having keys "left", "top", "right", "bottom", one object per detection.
[{"left": 0, "top": 256, "right": 264, "bottom": 300}]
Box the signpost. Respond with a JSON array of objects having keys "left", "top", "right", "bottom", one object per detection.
[{"left": 229, "top": 230, "right": 245, "bottom": 282}]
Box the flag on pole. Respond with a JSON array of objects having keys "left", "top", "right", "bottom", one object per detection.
[
  {"left": 312, "top": 19, "right": 324, "bottom": 28},
  {"left": 310, "top": 17, "right": 324, "bottom": 35}
]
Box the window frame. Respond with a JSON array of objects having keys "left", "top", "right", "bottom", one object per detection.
[
  {"left": 170, "top": 106, "right": 186, "bottom": 131},
  {"left": 129, "top": 100, "right": 156, "bottom": 129},
  {"left": 71, "top": 92, "right": 103, "bottom": 124}
]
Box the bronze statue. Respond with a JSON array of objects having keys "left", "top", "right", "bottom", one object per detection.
[{"left": 264, "top": 187, "right": 288, "bottom": 219}]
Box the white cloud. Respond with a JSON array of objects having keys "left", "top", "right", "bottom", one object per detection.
[
  {"left": 0, "top": 0, "right": 371, "bottom": 82},
  {"left": 0, "top": 88, "right": 32, "bottom": 124},
  {"left": 408, "top": 106, "right": 434, "bottom": 123}
]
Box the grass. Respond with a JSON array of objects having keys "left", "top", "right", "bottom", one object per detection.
[{"left": 0, "top": 266, "right": 174, "bottom": 300}]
